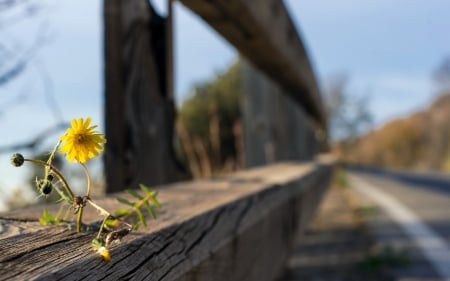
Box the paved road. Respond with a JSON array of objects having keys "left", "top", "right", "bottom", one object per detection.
[
  {"left": 280, "top": 184, "right": 389, "bottom": 281},
  {"left": 349, "top": 170, "right": 450, "bottom": 281}
]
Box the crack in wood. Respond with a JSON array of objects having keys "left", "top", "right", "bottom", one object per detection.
[
  {"left": 114, "top": 224, "right": 186, "bottom": 280},
  {"left": 185, "top": 207, "right": 227, "bottom": 254},
  {"left": 0, "top": 228, "right": 79, "bottom": 263}
]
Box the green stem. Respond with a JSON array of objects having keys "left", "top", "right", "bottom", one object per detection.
[
  {"left": 80, "top": 163, "right": 92, "bottom": 197},
  {"left": 119, "top": 192, "right": 157, "bottom": 224},
  {"left": 87, "top": 199, "right": 110, "bottom": 217},
  {"left": 87, "top": 198, "right": 133, "bottom": 238},
  {"left": 24, "top": 158, "right": 74, "bottom": 201},
  {"left": 133, "top": 192, "right": 156, "bottom": 210},
  {"left": 96, "top": 215, "right": 110, "bottom": 238},
  {"left": 46, "top": 140, "right": 62, "bottom": 174},
  {"left": 87, "top": 199, "right": 111, "bottom": 238},
  {"left": 76, "top": 206, "right": 84, "bottom": 233}
]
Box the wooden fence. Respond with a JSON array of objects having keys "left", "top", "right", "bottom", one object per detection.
[
  {"left": 0, "top": 158, "right": 333, "bottom": 280},
  {"left": 0, "top": 0, "right": 333, "bottom": 280},
  {"left": 103, "top": 0, "right": 326, "bottom": 191}
]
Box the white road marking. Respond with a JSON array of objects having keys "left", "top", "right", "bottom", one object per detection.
[{"left": 350, "top": 174, "right": 450, "bottom": 279}]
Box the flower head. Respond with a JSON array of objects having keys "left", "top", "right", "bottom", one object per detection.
[
  {"left": 97, "top": 246, "right": 111, "bottom": 262},
  {"left": 60, "top": 117, "right": 106, "bottom": 163}
]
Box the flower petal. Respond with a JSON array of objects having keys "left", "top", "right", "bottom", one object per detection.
[{"left": 59, "top": 117, "right": 106, "bottom": 163}]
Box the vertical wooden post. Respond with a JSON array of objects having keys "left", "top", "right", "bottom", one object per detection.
[
  {"left": 103, "top": 0, "right": 188, "bottom": 193},
  {"left": 166, "top": 0, "right": 174, "bottom": 100}
]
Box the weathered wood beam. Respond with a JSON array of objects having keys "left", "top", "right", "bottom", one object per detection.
[
  {"left": 103, "top": 0, "right": 188, "bottom": 193},
  {"left": 178, "top": 0, "right": 326, "bottom": 127},
  {"left": 242, "top": 59, "right": 320, "bottom": 167},
  {"left": 0, "top": 158, "right": 333, "bottom": 280}
]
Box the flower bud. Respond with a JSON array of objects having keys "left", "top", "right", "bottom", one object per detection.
[
  {"left": 46, "top": 174, "right": 54, "bottom": 181},
  {"left": 36, "top": 179, "right": 53, "bottom": 195},
  {"left": 11, "top": 153, "right": 24, "bottom": 167},
  {"left": 92, "top": 237, "right": 110, "bottom": 262}
]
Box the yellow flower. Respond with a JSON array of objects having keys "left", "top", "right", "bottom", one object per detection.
[
  {"left": 60, "top": 117, "right": 107, "bottom": 163},
  {"left": 97, "top": 246, "right": 111, "bottom": 262}
]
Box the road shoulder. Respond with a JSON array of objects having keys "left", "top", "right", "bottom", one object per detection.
[
  {"left": 349, "top": 172, "right": 442, "bottom": 281},
  {"left": 280, "top": 181, "right": 391, "bottom": 281}
]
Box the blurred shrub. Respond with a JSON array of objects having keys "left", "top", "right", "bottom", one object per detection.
[
  {"left": 176, "top": 60, "right": 243, "bottom": 177},
  {"left": 341, "top": 92, "right": 450, "bottom": 171}
]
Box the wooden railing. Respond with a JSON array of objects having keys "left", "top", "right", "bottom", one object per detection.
[
  {"left": 103, "top": 0, "right": 326, "bottom": 191},
  {"left": 0, "top": 0, "right": 334, "bottom": 280},
  {"left": 0, "top": 157, "right": 333, "bottom": 280},
  {"left": 179, "top": 0, "right": 325, "bottom": 126}
]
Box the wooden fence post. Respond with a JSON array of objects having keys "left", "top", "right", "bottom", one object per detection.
[{"left": 103, "top": 0, "right": 188, "bottom": 193}]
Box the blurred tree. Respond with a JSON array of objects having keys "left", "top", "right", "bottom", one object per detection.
[
  {"left": 344, "top": 92, "right": 450, "bottom": 171},
  {"left": 433, "top": 56, "right": 450, "bottom": 93},
  {"left": 0, "top": 0, "right": 69, "bottom": 151},
  {"left": 325, "top": 74, "right": 373, "bottom": 142},
  {"left": 0, "top": 0, "right": 65, "bottom": 135},
  {"left": 0, "top": 0, "right": 50, "bottom": 85},
  {"left": 177, "top": 60, "right": 243, "bottom": 177}
]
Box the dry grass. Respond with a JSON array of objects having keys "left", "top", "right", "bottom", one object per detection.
[{"left": 336, "top": 92, "right": 450, "bottom": 171}]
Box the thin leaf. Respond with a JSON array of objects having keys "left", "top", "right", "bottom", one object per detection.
[
  {"left": 53, "top": 185, "right": 72, "bottom": 204},
  {"left": 150, "top": 192, "right": 161, "bottom": 208},
  {"left": 55, "top": 205, "right": 64, "bottom": 220},
  {"left": 144, "top": 201, "right": 156, "bottom": 219},
  {"left": 132, "top": 213, "right": 139, "bottom": 230},
  {"left": 139, "top": 184, "right": 151, "bottom": 193},
  {"left": 114, "top": 208, "right": 131, "bottom": 216},
  {"left": 104, "top": 218, "right": 121, "bottom": 230},
  {"left": 140, "top": 185, "right": 160, "bottom": 207},
  {"left": 40, "top": 209, "right": 62, "bottom": 225},
  {"left": 135, "top": 208, "right": 146, "bottom": 227},
  {"left": 116, "top": 197, "right": 134, "bottom": 206},
  {"left": 126, "top": 189, "right": 143, "bottom": 200},
  {"left": 63, "top": 206, "right": 71, "bottom": 221},
  {"left": 43, "top": 209, "right": 54, "bottom": 222}
]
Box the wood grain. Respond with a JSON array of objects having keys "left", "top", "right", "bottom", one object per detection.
[
  {"left": 0, "top": 159, "right": 333, "bottom": 281},
  {"left": 103, "top": 0, "right": 188, "bottom": 193}
]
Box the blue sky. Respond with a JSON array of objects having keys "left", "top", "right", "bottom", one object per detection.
[
  {"left": 0, "top": 0, "right": 449, "bottom": 208},
  {"left": 3, "top": 0, "right": 449, "bottom": 132},
  {"left": 289, "top": 0, "right": 450, "bottom": 122}
]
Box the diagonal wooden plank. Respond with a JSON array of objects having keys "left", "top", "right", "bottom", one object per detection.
[{"left": 178, "top": 0, "right": 325, "bottom": 127}]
